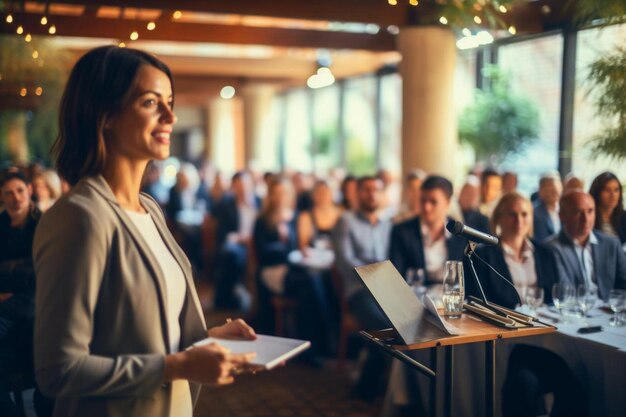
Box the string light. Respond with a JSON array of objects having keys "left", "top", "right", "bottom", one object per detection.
[
  {"left": 25, "top": 34, "right": 32, "bottom": 42},
  {"left": 48, "top": 25, "right": 56, "bottom": 34},
  {"left": 41, "top": 16, "right": 48, "bottom": 25},
  {"left": 130, "top": 31, "right": 139, "bottom": 40},
  {"left": 499, "top": 5, "right": 508, "bottom": 13},
  {"left": 20, "top": 88, "right": 27, "bottom": 97},
  {"left": 32, "top": 50, "right": 39, "bottom": 59},
  {"left": 387, "top": 0, "right": 397, "bottom": 5},
  {"left": 462, "top": 28, "right": 471, "bottom": 37},
  {"left": 147, "top": 21, "right": 156, "bottom": 30},
  {"left": 35, "top": 87, "right": 43, "bottom": 96},
  {"left": 16, "top": 25, "right": 23, "bottom": 34},
  {"left": 508, "top": 25, "right": 517, "bottom": 35},
  {"left": 474, "top": 16, "right": 482, "bottom": 24},
  {"left": 6, "top": 14, "right": 13, "bottom": 23},
  {"left": 118, "top": 41, "right": 126, "bottom": 48},
  {"left": 409, "top": 0, "right": 418, "bottom": 5},
  {"left": 439, "top": 16, "right": 448, "bottom": 25},
  {"left": 173, "top": 10, "right": 182, "bottom": 19}
]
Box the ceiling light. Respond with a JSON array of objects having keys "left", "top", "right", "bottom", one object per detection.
[
  {"left": 16, "top": 25, "right": 23, "bottom": 35},
  {"left": 462, "top": 28, "right": 471, "bottom": 37},
  {"left": 508, "top": 26, "right": 517, "bottom": 35},
  {"left": 439, "top": 16, "right": 448, "bottom": 25},
  {"left": 474, "top": 16, "right": 482, "bottom": 24},
  {"left": 32, "top": 50, "right": 39, "bottom": 59},
  {"left": 307, "top": 67, "right": 335, "bottom": 89},
  {"left": 48, "top": 25, "right": 56, "bottom": 34},
  {"left": 20, "top": 88, "right": 27, "bottom": 97},
  {"left": 173, "top": 10, "right": 183, "bottom": 20},
  {"left": 6, "top": 14, "right": 13, "bottom": 23},
  {"left": 499, "top": 5, "right": 508, "bottom": 13},
  {"left": 388, "top": 0, "right": 398, "bottom": 5},
  {"left": 147, "top": 21, "right": 156, "bottom": 30},
  {"left": 130, "top": 31, "right": 139, "bottom": 40},
  {"left": 41, "top": 16, "right": 48, "bottom": 25},
  {"left": 220, "top": 86, "right": 236, "bottom": 99},
  {"left": 35, "top": 87, "right": 43, "bottom": 96},
  {"left": 409, "top": 0, "right": 418, "bottom": 5},
  {"left": 118, "top": 41, "right": 126, "bottom": 48},
  {"left": 25, "top": 33, "right": 32, "bottom": 42}
]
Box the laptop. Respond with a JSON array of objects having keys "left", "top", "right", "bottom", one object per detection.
[{"left": 353, "top": 260, "right": 448, "bottom": 345}]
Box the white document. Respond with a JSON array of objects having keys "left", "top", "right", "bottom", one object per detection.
[
  {"left": 423, "top": 295, "right": 461, "bottom": 335},
  {"left": 192, "top": 334, "right": 311, "bottom": 370}
]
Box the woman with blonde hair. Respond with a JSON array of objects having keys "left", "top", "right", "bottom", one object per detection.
[
  {"left": 469, "top": 191, "right": 557, "bottom": 309},
  {"left": 31, "top": 169, "right": 62, "bottom": 212}
]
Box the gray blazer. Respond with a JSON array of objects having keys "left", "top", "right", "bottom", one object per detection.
[
  {"left": 546, "top": 230, "right": 626, "bottom": 301},
  {"left": 33, "top": 175, "right": 207, "bottom": 417}
]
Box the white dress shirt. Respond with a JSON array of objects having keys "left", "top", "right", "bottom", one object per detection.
[
  {"left": 502, "top": 239, "right": 537, "bottom": 298},
  {"left": 572, "top": 232, "right": 599, "bottom": 293},
  {"left": 420, "top": 223, "right": 449, "bottom": 283}
]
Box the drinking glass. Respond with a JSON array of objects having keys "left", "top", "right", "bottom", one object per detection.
[
  {"left": 577, "top": 285, "right": 597, "bottom": 324},
  {"left": 524, "top": 287, "right": 544, "bottom": 316},
  {"left": 552, "top": 283, "right": 575, "bottom": 316},
  {"left": 442, "top": 261, "right": 464, "bottom": 319},
  {"left": 608, "top": 289, "right": 626, "bottom": 327}
]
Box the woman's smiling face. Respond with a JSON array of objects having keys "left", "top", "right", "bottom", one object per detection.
[{"left": 104, "top": 65, "right": 177, "bottom": 163}]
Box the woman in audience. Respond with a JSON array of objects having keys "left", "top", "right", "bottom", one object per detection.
[
  {"left": 589, "top": 171, "right": 626, "bottom": 245},
  {"left": 254, "top": 178, "right": 332, "bottom": 357},
  {"left": 469, "top": 192, "right": 557, "bottom": 308},
  {"left": 339, "top": 175, "right": 358, "bottom": 211},
  {"left": 31, "top": 170, "right": 62, "bottom": 212},
  {"left": 297, "top": 179, "right": 341, "bottom": 255},
  {"left": 471, "top": 192, "right": 586, "bottom": 417},
  {"left": 33, "top": 46, "right": 256, "bottom": 417}
]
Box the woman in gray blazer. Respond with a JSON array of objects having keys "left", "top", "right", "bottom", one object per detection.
[{"left": 33, "top": 46, "right": 256, "bottom": 417}]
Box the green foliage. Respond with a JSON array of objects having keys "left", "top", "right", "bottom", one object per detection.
[
  {"left": 346, "top": 136, "right": 375, "bottom": 176},
  {"left": 572, "top": 0, "right": 626, "bottom": 27},
  {"left": 458, "top": 66, "right": 540, "bottom": 164},
  {"left": 587, "top": 46, "right": 626, "bottom": 160}
]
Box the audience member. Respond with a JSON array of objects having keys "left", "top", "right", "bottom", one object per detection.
[
  {"left": 339, "top": 175, "right": 358, "bottom": 211},
  {"left": 297, "top": 180, "right": 341, "bottom": 255},
  {"left": 292, "top": 171, "right": 314, "bottom": 212},
  {"left": 479, "top": 168, "right": 502, "bottom": 217},
  {"left": 389, "top": 175, "right": 466, "bottom": 286},
  {"left": 546, "top": 190, "right": 626, "bottom": 301},
  {"left": 0, "top": 171, "right": 46, "bottom": 415},
  {"left": 393, "top": 169, "right": 426, "bottom": 223},
  {"left": 31, "top": 169, "right": 62, "bottom": 213},
  {"left": 589, "top": 171, "right": 626, "bottom": 245},
  {"left": 563, "top": 172, "right": 584, "bottom": 193},
  {"left": 469, "top": 192, "right": 557, "bottom": 308},
  {"left": 332, "top": 175, "right": 392, "bottom": 399},
  {"left": 212, "top": 171, "right": 259, "bottom": 310},
  {"left": 254, "top": 178, "right": 332, "bottom": 356},
  {"left": 502, "top": 171, "right": 518, "bottom": 194},
  {"left": 377, "top": 168, "right": 401, "bottom": 220},
  {"left": 456, "top": 175, "right": 490, "bottom": 233},
  {"left": 533, "top": 173, "right": 562, "bottom": 242}
]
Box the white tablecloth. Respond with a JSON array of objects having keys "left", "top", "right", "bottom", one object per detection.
[{"left": 382, "top": 307, "right": 626, "bottom": 417}]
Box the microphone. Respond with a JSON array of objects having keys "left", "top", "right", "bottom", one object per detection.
[{"left": 446, "top": 219, "right": 499, "bottom": 246}]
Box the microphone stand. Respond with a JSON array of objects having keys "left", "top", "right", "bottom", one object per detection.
[{"left": 464, "top": 241, "right": 488, "bottom": 304}]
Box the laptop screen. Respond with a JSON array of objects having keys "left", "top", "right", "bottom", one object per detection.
[{"left": 353, "top": 260, "right": 426, "bottom": 345}]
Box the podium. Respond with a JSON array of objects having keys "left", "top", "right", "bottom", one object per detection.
[
  {"left": 361, "top": 314, "right": 555, "bottom": 417},
  {"left": 352, "top": 261, "right": 556, "bottom": 417}
]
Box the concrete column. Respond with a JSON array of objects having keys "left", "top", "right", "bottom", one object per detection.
[
  {"left": 205, "top": 97, "right": 241, "bottom": 174},
  {"left": 398, "top": 26, "right": 458, "bottom": 181},
  {"left": 7, "top": 112, "right": 29, "bottom": 163},
  {"left": 242, "top": 84, "right": 277, "bottom": 170}
]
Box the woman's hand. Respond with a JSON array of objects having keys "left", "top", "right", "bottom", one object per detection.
[
  {"left": 208, "top": 318, "right": 257, "bottom": 340},
  {"left": 164, "top": 343, "right": 256, "bottom": 386}
]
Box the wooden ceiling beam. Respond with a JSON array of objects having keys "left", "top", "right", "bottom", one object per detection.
[
  {"left": 45, "top": 0, "right": 411, "bottom": 26},
  {"left": 0, "top": 12, "right": 396, "bottom": 51}
]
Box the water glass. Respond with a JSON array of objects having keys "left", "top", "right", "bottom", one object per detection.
[
  {"left": 608, "top": 289, "right": 626, "bottom": 327},
  {"left": 552, "top": 283, "right": 575, "bottom": 316},
  {"left": 577, "top": 285, "right": 598, "bottom": 323},
  {"left": 524, "top": 287, "right": 544, "bottom": 316},
  {"left": 442, "top": 261, "right": 465, "bottom": 319}
]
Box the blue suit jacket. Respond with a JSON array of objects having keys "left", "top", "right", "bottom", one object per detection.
[
  {"left": 388, "top": 216, "right": 467, "bottom": 285},
  {"left": 533, "top": 200, "right": 557, "bottom": 243},
  {"left": 468, "top": 240, "right": 557, "bottom": 309},
  {"left": 546, "top": 230, "right": 626, "bottom": 301}
]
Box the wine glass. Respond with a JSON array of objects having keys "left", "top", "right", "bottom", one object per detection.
[
  {"left": 608, "top": 289, "right": 626, "bottom": 327},
  {"left": 552, "top": 283, "right": 575, "bottom": 316},
  {"left": 577, "top": 285, "right": 597, "bottom": 324},
  {"left": 524, "top": 287, "right": 544, "bottom": 316}
]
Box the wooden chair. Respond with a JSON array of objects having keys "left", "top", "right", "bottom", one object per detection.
[
  {"left": 331, "top": 268, "right": 360, "bottom": 369},
  {"left": 270, "top": 296, "right": 299, "bottom": 337}
]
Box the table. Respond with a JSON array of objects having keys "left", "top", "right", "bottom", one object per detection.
[
  {"left": 381, "top": 306, "right": 626, "bottom": 417},
  {"left": 363, "top": 311, "right": 555, "bottom": 417}
]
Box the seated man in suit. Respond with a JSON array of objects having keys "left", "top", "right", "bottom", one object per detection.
[
  {"left": 389, "top": 175, "right": 467, "bottom": 287},
  {"left": 333, "top": 175, "right": 392, "bottom": 399},
  {"left": 456, "top": 175, "right": 490, "bottom": 233},
  {"left": 212, "top": 171, "right": 259, "bottom": 310},
  {"left": 546, "top": 190, "right": 626, "bottom": 301},
  {"left": 533, "top": 173, "right": 562, "bottom": 242}
]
